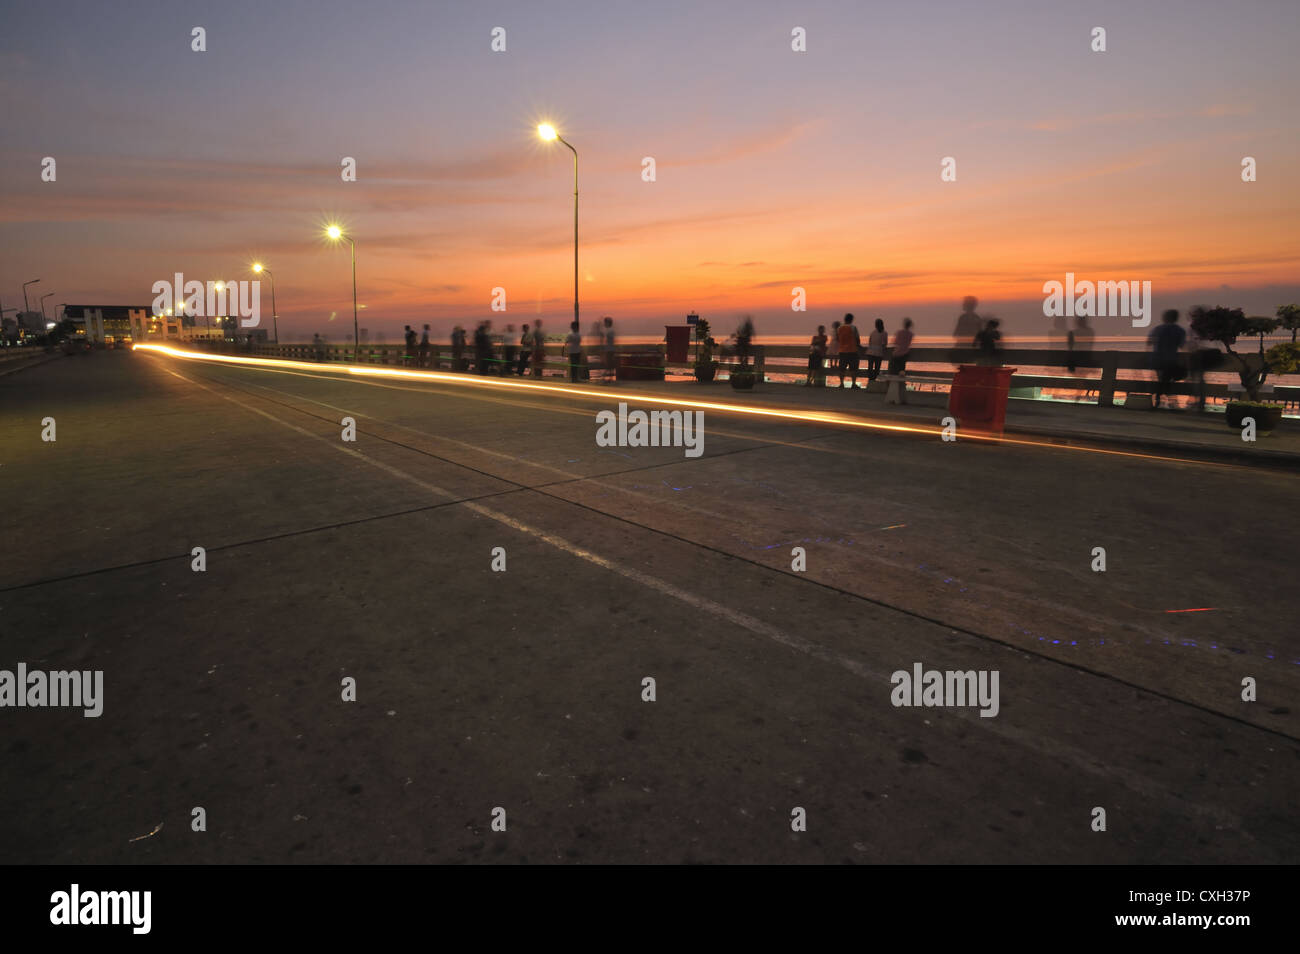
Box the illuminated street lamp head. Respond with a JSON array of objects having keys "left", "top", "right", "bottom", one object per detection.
[
  {"left": 326, "top": 225, "right": 343, "bottom": 240},
  {"left": 537, "top": 123, "right": 558, "bottom": 142},
  {"left": 252, "top": 262, "right": 263, "bottom": 274}
]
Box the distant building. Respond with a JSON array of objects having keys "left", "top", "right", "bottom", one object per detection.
[
  {"left": 57, "top": 305, "right": 250, "bottom": 344},
  {"left": 17, "top": 311, "right": 47, "bottom": 333},
  {"left": 64, "top": 305, "right": 154, "bottom": 344}
]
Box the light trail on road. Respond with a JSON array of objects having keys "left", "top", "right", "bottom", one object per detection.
[{"left": 133, "top": 345, "right": 1229, "bottom": 469}]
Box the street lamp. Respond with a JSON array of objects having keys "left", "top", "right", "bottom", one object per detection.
[
  {"left": 251, "top": 262, "right": 278, "bottom": 345},
  {"left": 22, "top": 278, "right": 40, "bottom": 313},
  {"left": 538, "top": 123, "right": 579, "bottom": 329},
  {"left": 211, "top": 281, "right": 225, "bottom": 338},
  {"left": 324, "top": 224, "right": 358, "bottom": 356},
  {"left": 39, "top": 292, "right": 53, "bottom": 324}
]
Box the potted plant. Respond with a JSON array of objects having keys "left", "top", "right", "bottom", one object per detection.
[
  {"left": 1189, "top": 305, "right": 1296, "bottom": 432},
  {"left": 729, "top": 367, "right": 758, "bottom": 389},
  {"left": 693, "top": 324, "right": 718, "bottom": 382},
  {"left": 1224, "top": 399, "right": 1284, "bottom": 433}
]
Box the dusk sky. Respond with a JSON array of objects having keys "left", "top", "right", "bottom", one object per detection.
[{"left": 3, "top": 0, "right": 1298, "bottom": 340}]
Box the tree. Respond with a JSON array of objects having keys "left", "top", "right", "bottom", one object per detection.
[
  {"left": 44, "top": 318, "right": 78, "bottom": 346},
  {"left": 1277, "top": 303, "right": 1300, "bottom": 343},
  {"left": 1188, "top": 305, "right": 1281, "bottom": 401},
  {"left": 693, "top": 317, "right": 711, "bottom": 363}
]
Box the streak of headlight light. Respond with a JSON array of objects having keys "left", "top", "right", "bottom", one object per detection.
[{"left": 131, "top": 344, "right": 1224, "bottom": 467}]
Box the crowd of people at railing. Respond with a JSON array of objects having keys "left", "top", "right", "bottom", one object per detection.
[
  {"left": 793, "top": 296, "right": 1241, "bottom": 412},
  {"left": 328, "top": 316, "right": 628, "bottom": 384},
  {"left": 802, "top": 313, "right": 918, "bottom": 389},
  {"left": 293, "top": 293, "right": 1292, "bottom": 413}
]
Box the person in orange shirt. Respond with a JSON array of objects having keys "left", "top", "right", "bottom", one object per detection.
[{"left": 836, "top": 313, "right": 862, "bottom": 388}]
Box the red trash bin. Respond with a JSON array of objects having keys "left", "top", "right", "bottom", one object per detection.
[
  {"left": 664, "top": 326, "right": 691, "bottom": 363},
  {"left": 947, "top": 365, "right": 1017, "bottom": 435}
]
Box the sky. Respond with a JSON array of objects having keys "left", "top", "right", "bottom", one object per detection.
[{"left": 2, "top": 0, "right": 1298, "bottom": 341}]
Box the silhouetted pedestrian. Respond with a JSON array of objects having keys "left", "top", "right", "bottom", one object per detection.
[
  {"left": 418, "top": 324, "right": 431, "bottom": 367},
  {"left": 1066, "top": 315, "right": 1094, "bottom": 373},
  {"left": 827, "top": 319, "right": 841, "bottom": 376},
  {"left": 1186, "top": 322, "right": 1220, "bottom": 412},
  {"left": 602, "top": 316, "right": 617, "bottom": 383},
  {"left": 974, "top": 318, "right": 1002, "bottom": 366},
  {"left": 531, "top": 320, "right": 545, "bottom": 377},
  {"left": 1148, "top": 309, "right": 1186, "bottom": 409},
  {"left": 474, "top": 320, "right": 494, "bottom": 374},
  {"left": 889, "top": 318, "right": 914, "bottom": 376},
  {"left": 806, "top": 325, "right": 827, "bottom": 386},
  {"left": 404, "top": 325, "right": 417, "bottom": 366},
  {"left": 865, "top": 318, "right": 887, "bottom": 381},
  {"left": 503, "top": 323, "right": 517, "bottom": 375},
  {"left": 517, "top": 324, "right": 532, "bottom": 375},
  {"left": 954, "top": 296, "right": 982, "bottom": 344},
  {"left": 565, "top": 321, "right": 583, "bottom": 382},
  {"left": 451, "top": 325, "right": 467, "bottom": 371},
  {"left": 836, "top": 313, "right": 861, "bottom": 387}
]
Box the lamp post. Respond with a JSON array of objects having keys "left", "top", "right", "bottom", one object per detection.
[
  {"left": 538, "top": 123, "right": 578, "bottom": 329},
  {"left": 39, "top": 292, "right": 53, "bottom": 326},
  {"left": 325, "top": 225, "right": 358, "bottom": 356},
  {"left": 22, "top": 278, "right": 40, "bottom": 313},
  {"left": 211, "top": 281, "right": 225, "bottom": 340},
  {"left": 252, "top": 263, "right": 278, "bottom": 345}
]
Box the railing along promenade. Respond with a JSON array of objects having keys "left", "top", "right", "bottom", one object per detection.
[{"left": 179, "top": 340, "right": 1298, "bottom": 409}]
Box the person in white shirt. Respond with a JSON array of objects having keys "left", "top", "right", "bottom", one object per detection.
[
  {"left": 602, "top": 316, "right": 617, "bottom": 383},
  {"left": 564, "top": 321, "right": 583, "bottom": 383},
  {"left": 865, "top": 318, "right": 888, "bottom": 381}
]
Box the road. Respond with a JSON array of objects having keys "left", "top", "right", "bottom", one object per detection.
[{"left": 1, "top": 349, "right": 1296, "bottom": 863}]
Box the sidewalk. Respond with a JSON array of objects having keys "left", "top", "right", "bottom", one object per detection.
[
  {"left": 620, "top": 375, "right": 1300, "bottom": 469},
  {"left": 0, "top": 348, "right": 62, "bottom": 377}
]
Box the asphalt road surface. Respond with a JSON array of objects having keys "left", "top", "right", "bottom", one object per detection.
[{"left": 2, "top": 350, "right": 1296, "bottom": 863}]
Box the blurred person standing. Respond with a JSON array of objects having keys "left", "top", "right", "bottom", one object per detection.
[
  {"left": 836, "top": 313, "right": 861, "bottom": 388},
  {"left": 531, "top": 320, "right": 546, "bottom": 377},
  {"left": 517, "top": 324, "right": 533, "bottom": 376},
  {"left": 503, "top": 323, "right": 517, "bottom": 375},
  {"left": 889, "top": 318, "right": 915, "bottom": 376},
  {"left": 602, "top": 316, "right": 617, "bottom": 383},
  {"left": 565, "top": 321, "right": 583, "bottom": 383},
  {"left": 865, "top": 318, "right": 887, "bottom": 382},
  {"left": 806, "top": 324, "right": 828, "bottom": 387},
  {"left": 1147, "top": 309, "right": 1187, "bottom": 410}
]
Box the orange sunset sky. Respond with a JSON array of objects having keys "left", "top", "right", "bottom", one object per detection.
[{"left": 3, "top": 0, "right": 1298, "bottom": 340}]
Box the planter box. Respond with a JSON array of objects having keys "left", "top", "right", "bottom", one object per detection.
[{"left": 1226, "top": 402, "right": 1283, "bottom": 433}]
